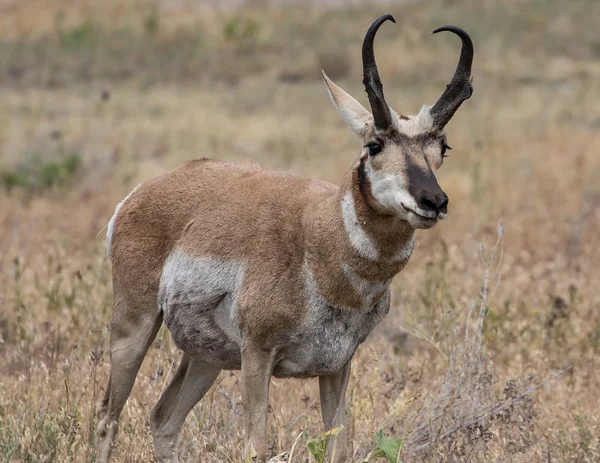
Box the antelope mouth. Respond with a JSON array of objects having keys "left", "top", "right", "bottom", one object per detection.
[
  {"left": 401, "top": 204, "right": 439, "bottom": 229},
  {"left": 401, "top": 204, "right": 437, "bottom": 220}
]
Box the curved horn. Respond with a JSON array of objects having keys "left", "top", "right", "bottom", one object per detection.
[
  {"left": 430, "top": 25, "right": 474, "bottom": 129},
  {"left": 362, "top": 14, "right": 395, "bottom": 131}
]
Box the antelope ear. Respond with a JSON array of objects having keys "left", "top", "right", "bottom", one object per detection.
[{"left": 322, "top": 70, "right": 373, "bottom": 138}]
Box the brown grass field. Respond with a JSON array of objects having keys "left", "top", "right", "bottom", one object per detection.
[{"left": 1, "top": 0, "right": 599, "bottom": 461}]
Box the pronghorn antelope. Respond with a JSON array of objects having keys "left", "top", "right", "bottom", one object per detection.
[{"left": 96, "top": 14, "right": 474, "bottom": 463}]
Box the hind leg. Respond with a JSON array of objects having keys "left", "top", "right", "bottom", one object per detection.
[
  {"left": 150, "top": 354, "right": 191, "bottom": 435},
  {"left": 97, "top": 373, "right": 111, "bottom": 424},
  {"left": 150, "top": 356, "right": 221, "bottom": 462},
  {"left": 96, "top": 306, "right": 163, "bottom": 463}
]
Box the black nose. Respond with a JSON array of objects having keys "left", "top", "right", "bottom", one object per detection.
[{"left": 418, "top": 192, "right": 448, "bottom": 215}]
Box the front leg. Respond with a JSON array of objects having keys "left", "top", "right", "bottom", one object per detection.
[
  {"left": 319, "top": 361, "right": 352, "bottom": 462},
  {"left": 241, "top": 340, "right": 276, "bottom": 462}
]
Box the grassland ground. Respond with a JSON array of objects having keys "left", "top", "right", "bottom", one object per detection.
[{"left": 1, "top": 0, "right": 599, "bottom": 461}]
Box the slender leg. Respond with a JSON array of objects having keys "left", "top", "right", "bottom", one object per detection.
[
  {"left": 150, "top": 354, "right": 191, "bottom": 434},
  {"left": 97, "top": 372, "right": 111, "bottom": 423},
  {"left": 151, "top": 356, "right": 221, "bottom": 462},
  {"left": 96, "top": 308, "right": 163, "bottom": 463},
  {"left": 319, "top": 361, "right": 352, "bottom": 463},
  {"left": 241, "top": 342, "right": 275, "bottom": 463}
]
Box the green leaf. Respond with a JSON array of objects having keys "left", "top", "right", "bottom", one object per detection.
[
  {"left": 304, "top": 426, "right": 345, "bottom": 463},
  {"left": 306, "top": 438, "right": 326, "bottom": 462},
  {"left": 375, "top": 430, "right": 403, "bottom": 463}
]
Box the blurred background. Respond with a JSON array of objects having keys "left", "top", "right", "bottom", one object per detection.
[{"left": 0, "top": 0, "right": 599, "bottom": 461}]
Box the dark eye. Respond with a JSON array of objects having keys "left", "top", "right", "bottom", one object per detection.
[
  {"left": 366, "top": 142, "right": 382, "bottom": 156},
  {"left": 441, "top": 141, "right": 452, "bottom": 157}
]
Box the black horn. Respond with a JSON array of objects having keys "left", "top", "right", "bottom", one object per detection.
[
  {"left": 430, "top": 25, "right": 474, "bottom": 129},
  {"left": 362, "top": 14, "right": 395, "bottom": 131}
]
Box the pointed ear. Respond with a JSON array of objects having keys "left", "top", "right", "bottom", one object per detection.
[{"left": 322, "top": 70, "right": 372, "bottom": 138}]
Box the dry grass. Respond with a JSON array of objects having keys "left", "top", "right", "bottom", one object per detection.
[{"left": 1, "top": 0, "right": 600, "bottom": 461}]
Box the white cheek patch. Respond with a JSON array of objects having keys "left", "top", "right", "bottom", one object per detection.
[
  {"left": 341, "top": 191, "right": 379, "bottom": 260},
  {"left": 106, "top": 184, "right": 141, "bottom": 258},
  {"left": 364, "top": 160, "right": 438, "bottom": 219},
  {"left": 397, "top": 105, "right": 435, "bottom": 137},
  {"left": 363, "top": 159, "right": 415, "bottom": 214}
]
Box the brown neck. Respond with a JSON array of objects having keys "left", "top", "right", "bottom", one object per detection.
[
  {"left": 303, "top": 160, "right": 416, "bottom": 310},
  {"left": 305, "top": 159, "right": 415, "bottom": 283},
  {"left": 338, "top": 159, "right": 415, "bottom": 262}
]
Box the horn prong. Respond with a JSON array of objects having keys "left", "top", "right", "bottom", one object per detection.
[
  {"left": 430, "top": 25, "right": 474, "bottom": 129},
  {"left": 362, "top": 14, "right": 396, "bottom": 131}
]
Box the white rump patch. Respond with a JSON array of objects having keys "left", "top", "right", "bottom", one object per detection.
[
  {"left": 341, "top": 191, "right": 379, "bottom": 260},
  {"left": 397, "top": 105, "right": 435, "bottom": 137},
  {"left": 106, "top": 184, "right": 141, "bottom": 258}
]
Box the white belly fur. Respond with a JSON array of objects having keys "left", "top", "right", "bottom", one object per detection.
[
  {"left": 158, "top": 251, "right": 244, "bottom": 369},
  {"left": 159, "top": 252, "right": 391, "bottom": 377}
]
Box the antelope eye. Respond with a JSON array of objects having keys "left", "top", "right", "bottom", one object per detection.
[
  {"left": 441, "top": 141, "right": 452, "bottom": 157},
  {"left": 366, "top": 142, "right": 382, "bottom": 156}
]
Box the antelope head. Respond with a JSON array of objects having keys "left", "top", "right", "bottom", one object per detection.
[{"left": 323, "top": 14, "right": 474, "bottom": 229}]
